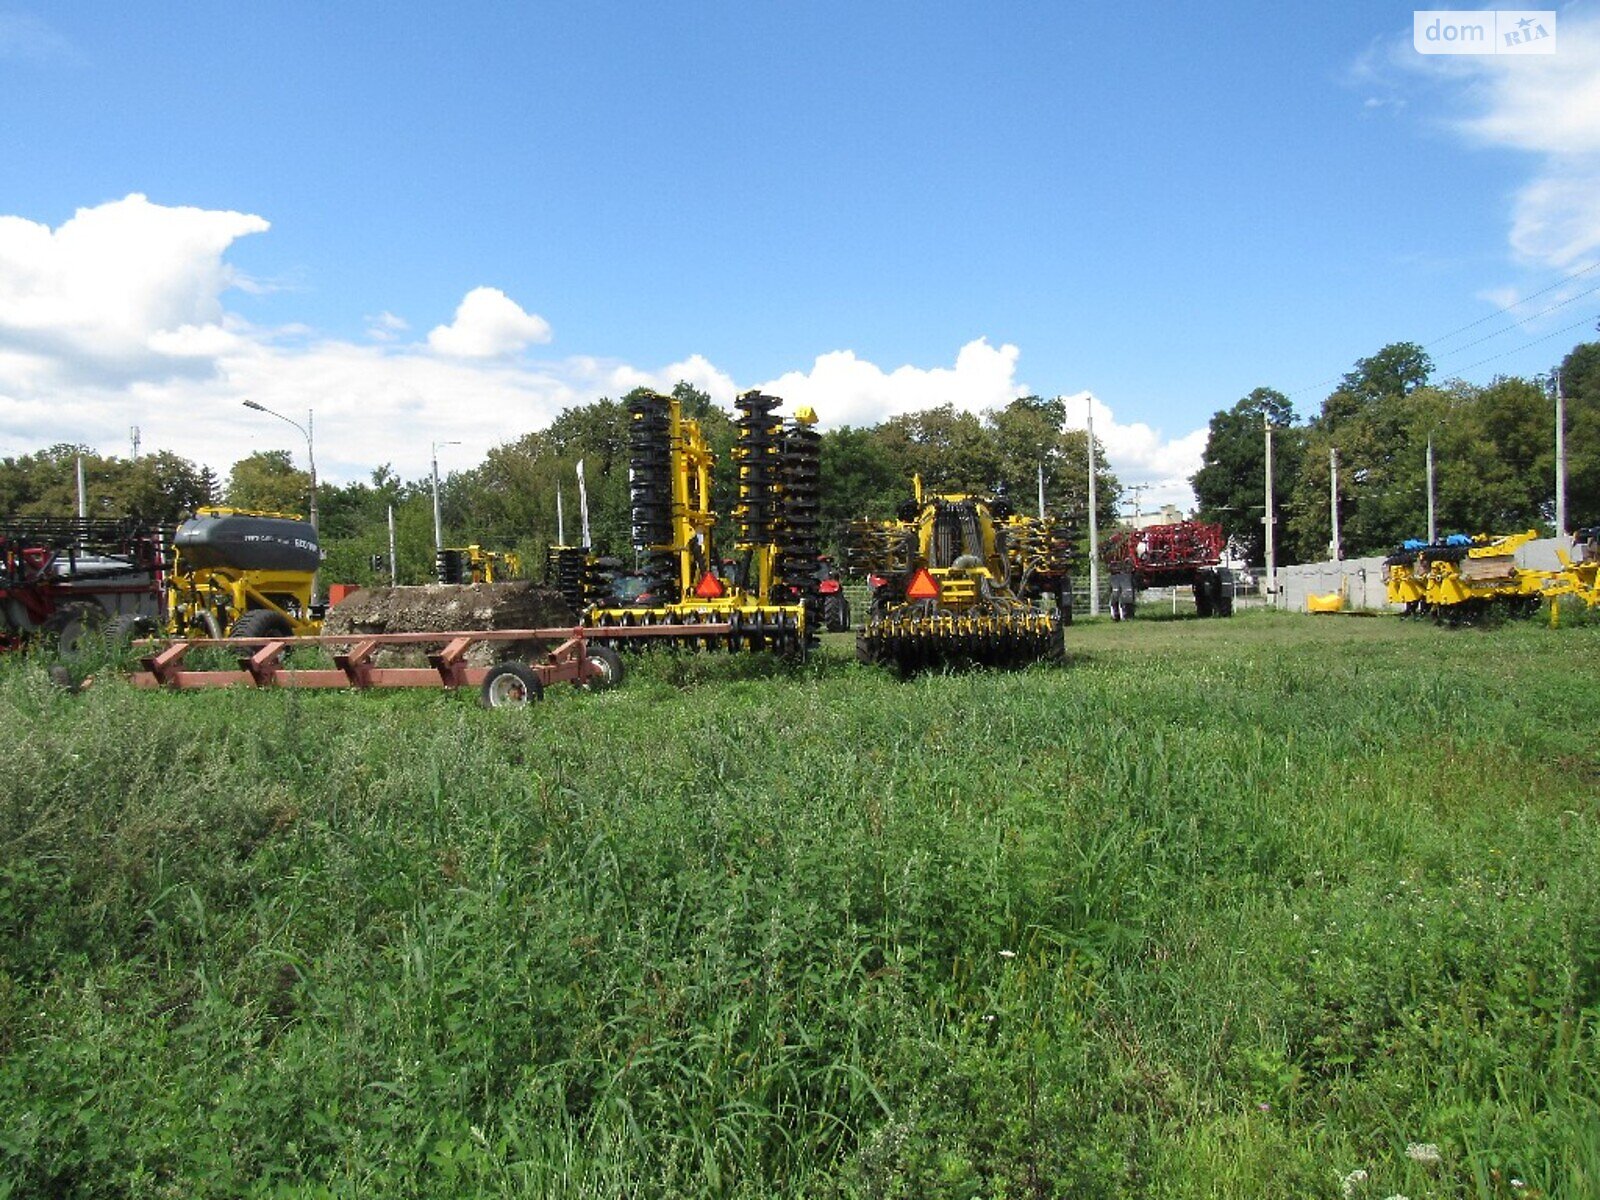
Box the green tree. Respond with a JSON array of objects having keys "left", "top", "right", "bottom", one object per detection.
[
  {"left": 1191, "top": 388, "right": 1303, "bottom": 565},
  {"left": 225, "top": 451, "right": 311, "bottom": 516},
  {"left": 1555, "top": 341, "right": 1600, "bottom": 527}
]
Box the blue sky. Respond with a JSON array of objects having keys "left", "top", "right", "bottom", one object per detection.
[{"left": 1, "top": 2, "right": 1596, "bottom": 510}]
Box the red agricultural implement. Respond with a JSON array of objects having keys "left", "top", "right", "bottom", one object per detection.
[
  {"left": 1, "top": 517, "right": 164, "bottom": 651},
  {"left": 1101, "top": 520, "right": 1233, "bottom": 621},
  {"left": 125, "top": 622, "right": 729, "bottom": 707}
]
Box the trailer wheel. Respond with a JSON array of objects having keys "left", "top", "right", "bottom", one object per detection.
[
  {"left": 582, "top": 645, "right": 625, "bottom": 691},
  {"left": 106, "top": 614, "right": 159, "bottom": 645},
  {"left": 41, "top": 603, "right": 106, "bottom": 659},
  {"left": 229, "top": 610, "right": 294, "bottom": 640},
  {"left": 481, "top": 662, "right": 544, "bottom": 708}
]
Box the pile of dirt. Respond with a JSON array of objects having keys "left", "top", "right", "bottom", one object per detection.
[{"left": 322, "top": 581, "right": 576, "bottom": 666}]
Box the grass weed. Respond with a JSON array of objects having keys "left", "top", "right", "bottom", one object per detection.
[{"left": 1, "top": 610, "right": 1597, "bottom": 1197}]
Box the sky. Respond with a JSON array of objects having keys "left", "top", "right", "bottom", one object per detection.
[{"left": 1, "top": 2, "right": 1597, "bottom": 514}]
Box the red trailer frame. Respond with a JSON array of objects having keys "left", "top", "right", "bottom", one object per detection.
[{"left": 126, "top": 622, "right": 729, "bottom": 704}]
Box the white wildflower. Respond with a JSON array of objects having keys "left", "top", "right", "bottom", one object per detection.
[
  {"left": 1510, "top": 1180, "right": 1526, "bottom": 1191},
  {"left": 1340, "top": 1167, "right": 1368, "bottom": 1198},
  {"left": 1405, "top": 1142, "right": 1442, "bottom": 1167},
  {"left": 998, "top": 949, "right": 1016, "bottom": 959}
]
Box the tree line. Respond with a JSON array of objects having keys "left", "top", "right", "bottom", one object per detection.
[
  {"left": 1191, "top": 339, "right": 1600, "bottom": 565},
  {"left": 1, "top": 387, "right": 1122, "bottom": 585}
]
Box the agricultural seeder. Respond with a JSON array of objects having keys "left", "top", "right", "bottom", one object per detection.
[
  {"left": 585, "top": 389, "right": 822, "bottom": 655},
  {"left": 844, "top": 479, "right": 1068, "bottom": 672},
  {"left": 1101, "top": 519, "right": 1233, "bottom": 621},
  {"left": 165, "top": 508, "right": 324, "bottom": 640},
  {"left": 1383, "top": 530, "right": 1548, "bottom": 623},
  {"left": 1381, "top": 527, "right": 1600, "bottom": 622},
  {"left": 1549, "top": 527, "right": 1600, "bottom": 611}
]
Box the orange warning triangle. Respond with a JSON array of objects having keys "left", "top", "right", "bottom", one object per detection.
[
  {"left": 905, "top": 566, "right": 940, "bottom": 600},
  {"left": 693, "top": 571, "right": 726, "bottom": 599}
]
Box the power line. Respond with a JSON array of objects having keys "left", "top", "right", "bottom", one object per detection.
[
  {"left": 1426, "top": 279, "right": 1600, "bottom": 364},
  {"left": 1438, "top": 311, "right": 1599, "bottom": 379},
  {"left": 1285, "top": 259, "right": 1600, "bottom": 399},
  {"left": 1424, "top": 258, "right": 1600, "bottom": 349}
]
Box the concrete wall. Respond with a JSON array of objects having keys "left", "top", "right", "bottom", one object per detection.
[{"left": 1271, "top": 535, "right": 1570, "bottom": 612}]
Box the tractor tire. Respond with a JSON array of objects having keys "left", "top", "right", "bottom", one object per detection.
[
  {"left": 480, "top": 662, "right": 544, "bottom": 709},
  {"left": 41, "top": 602, "right": 107, "bottom": 659},
  {"left": 105, "top": 614, "right": 159, "bottom": 646},
  {"left": 1057, "top": 587, "right": 1073, "bottom": 626},
  {"left": 582, "top": 645, "right": 625, "bottom": 691},
  {"left": 822, "top": 593, "right": 850, "bottom": 632},
  {"left": 229, "top": 610, "right": 295, "bottom": 640}
]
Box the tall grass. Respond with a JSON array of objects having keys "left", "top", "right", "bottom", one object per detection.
[{"left": 2, "top": 611, "right": 1597, "bottom": 1197}]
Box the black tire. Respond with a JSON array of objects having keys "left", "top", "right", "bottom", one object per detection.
[
  {"left": 41, "top": 602, "right": 106, "bottom": 659},
  {"left": 1058, "top": 587, "right": 1073, "bottom": 626},
  {"left": 1194, "top": 584, "right": 1214, "bottom": 618},
  {"left": 582, "top": 644, "right": 625, "bottom": 691},
  {"left": 480, "top": 662, "right": 544, "bottom": 708},
  {"left": 229, "top": 609, "right": 295, "bottom": 640},
  {"left": 105, "top": 613, "right": 159, "bottom": 645},
  {"left": 822, "top": 593, "right": 849, "bottom": 632}
]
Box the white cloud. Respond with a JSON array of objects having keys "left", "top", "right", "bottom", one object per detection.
[
  {"left": 364, "top": 310, "right": 410, "bottom": 342},
  {"left": 1390, "top": 9, "right": 1600, "bottom": 269},
  {"left": 760, "top": 338, "right": 1027, "bottom": 427},
  {"left": 1060, "top": 391, "right": 1206, "bottom": 514},
  {"left": 0, "top": 193, "right": 268, "bottom": 381},
  {"left": 0, "top": 194, "right": 1207, "bottom": 513},
  {"left": 426, "top": 286, "right": 552, "bottom": 358}
]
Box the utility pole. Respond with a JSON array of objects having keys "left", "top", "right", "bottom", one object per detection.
[
  {"left": 1329, "top": 447, "right": 1342, "bottom": 562},
  {"left": 1555, "top": 369, "right": 1568, "bottom": 537},
  {"left": 1037, "top": 462, "right": 1045, "bottom": 520},
  {"left": 556, "top": 485, "right": 565, "bottom": 546},
  {"left": 76, "top": 454, "right": 87, "bottom": 520},
  {"left": 1086, "top": 398, "right": 1100, "bottom": 617},
  {"left": 130, "top": 426, "right": 140, "bottom": 460},
  {"left": 1124, "top": 482, "right": 1150, "bottom": 526},
  {"left": 386, "top": 504, "right": 398, "bottom": 586},
  {"left": 578, "top": 459, "right": 591, "bottom": 546},
  {"left": 1263, "top": 411, "right": 1276, "bottom": 606},
  {"left": 431, "top": 439, "right": 460, "bottom": 556},
  {"left": 1426, "top": 435, "right": 1436, "bottom": 544}
]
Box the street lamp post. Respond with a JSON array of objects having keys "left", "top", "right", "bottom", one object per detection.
[
  {"left": 242, "top": 399, "right": 318, "bottom": 601},
  {"left": 432, "top": 440, "right": 461, "bottom": 556}
]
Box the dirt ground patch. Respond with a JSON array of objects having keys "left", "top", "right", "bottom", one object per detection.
[{"left": 322, "top": 581, "right": 576, "bottom": 665}]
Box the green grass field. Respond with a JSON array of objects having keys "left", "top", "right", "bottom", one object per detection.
[{"left": 3, "top": 610, "right": 1598, "bottom": 1199}]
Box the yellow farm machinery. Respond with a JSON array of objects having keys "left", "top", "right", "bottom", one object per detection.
[
  {"left": 164, "top": 508, "right": 324, "bottom": 640},
  {"left": 1384, "top": 530, "right": 1549, "bottom": 623},
  {"left": 436, "top": 545, "right": 523, "bottom": 584},
  {"left": 584, "top": 388, "right": 823, "bottom": 655},
  {"left": 844, "top": 479, "right": 1069, "bottom": 672}
]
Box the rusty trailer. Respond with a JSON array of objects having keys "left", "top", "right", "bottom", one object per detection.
[{"left": 127, "top": 622, "right": 730, "bottom": 707}]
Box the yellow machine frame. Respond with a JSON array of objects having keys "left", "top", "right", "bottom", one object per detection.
[
  {"left": 587, "top": 390, "right": 820, "bottom": 653},
  {"left": 166, "top": 507, "right": 321, "bottom": 638}
]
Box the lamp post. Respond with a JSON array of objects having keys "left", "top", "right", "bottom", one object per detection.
[
  {"left": 1085, "top": 397, "right": 1100, "bottom": 618},
  {"left": 243, "top": 399, "right": 318, "bottom": 602},
  {"left": 242, "top": 401, "right": 318, "bottom": 531},
  {"left": 432, "top": 440, "right": 461, "bottom": 555}
]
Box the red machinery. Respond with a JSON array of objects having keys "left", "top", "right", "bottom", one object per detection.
[
  {"left": 1, "top": 518, "right": 164, "bottom": 651},
  {"left": 1101, "top": 520, "right": 1233, "bottom": 620}
]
